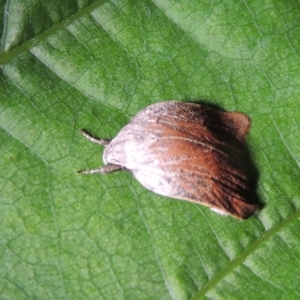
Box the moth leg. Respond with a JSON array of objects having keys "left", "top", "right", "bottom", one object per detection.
[
  {"left": 80, "top": 129, "right": 110, "bottom": 146},
  {"left": 77, "top": 164, "right": 122, "bottom": 174}
]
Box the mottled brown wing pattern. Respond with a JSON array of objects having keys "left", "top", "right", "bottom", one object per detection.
[
  {"left": 81, "top": 101, "right": 258, "bottom": 220},
  {"left": 130, "top": 130, "right": 256, "bottom": 219},
  {"left": 104, "top": 102, "right": 257, "bottom": 219}
]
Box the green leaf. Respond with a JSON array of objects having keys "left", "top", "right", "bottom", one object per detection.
[{"left": 1, "top": 0, "right": 300, "bottom": 299}]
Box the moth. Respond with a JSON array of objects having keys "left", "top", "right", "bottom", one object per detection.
[{"left": 78, "top": 101, "right": 258, "bottom": 219}]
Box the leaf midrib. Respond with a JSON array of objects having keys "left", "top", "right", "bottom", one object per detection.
[
  {"left": 0, "top": 0, "right": 109, "bottom": 65},
  {"left": 191, "top": 209, "right": 300, "bottom": 299}
]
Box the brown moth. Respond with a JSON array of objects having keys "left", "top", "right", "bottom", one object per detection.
[{"left": 78, "top": 101, "right": 258, "bottom": 219}]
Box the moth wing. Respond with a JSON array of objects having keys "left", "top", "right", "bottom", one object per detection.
[
  {"left": 105, "top": 101, "right": 256, "bottom": 219},
  {"left": 131, "top": 138, "right": 257, "bottom": 220},
  {"left": 132, "top": 101, "right": 251, "bottom": 143},
  {"left": 218, "top": 111, "right": 251, "bottom": 142}
]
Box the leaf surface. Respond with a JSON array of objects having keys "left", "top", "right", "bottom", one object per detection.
[{"left": 1, "top": 1, "right": 300, "bottom": 299}]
